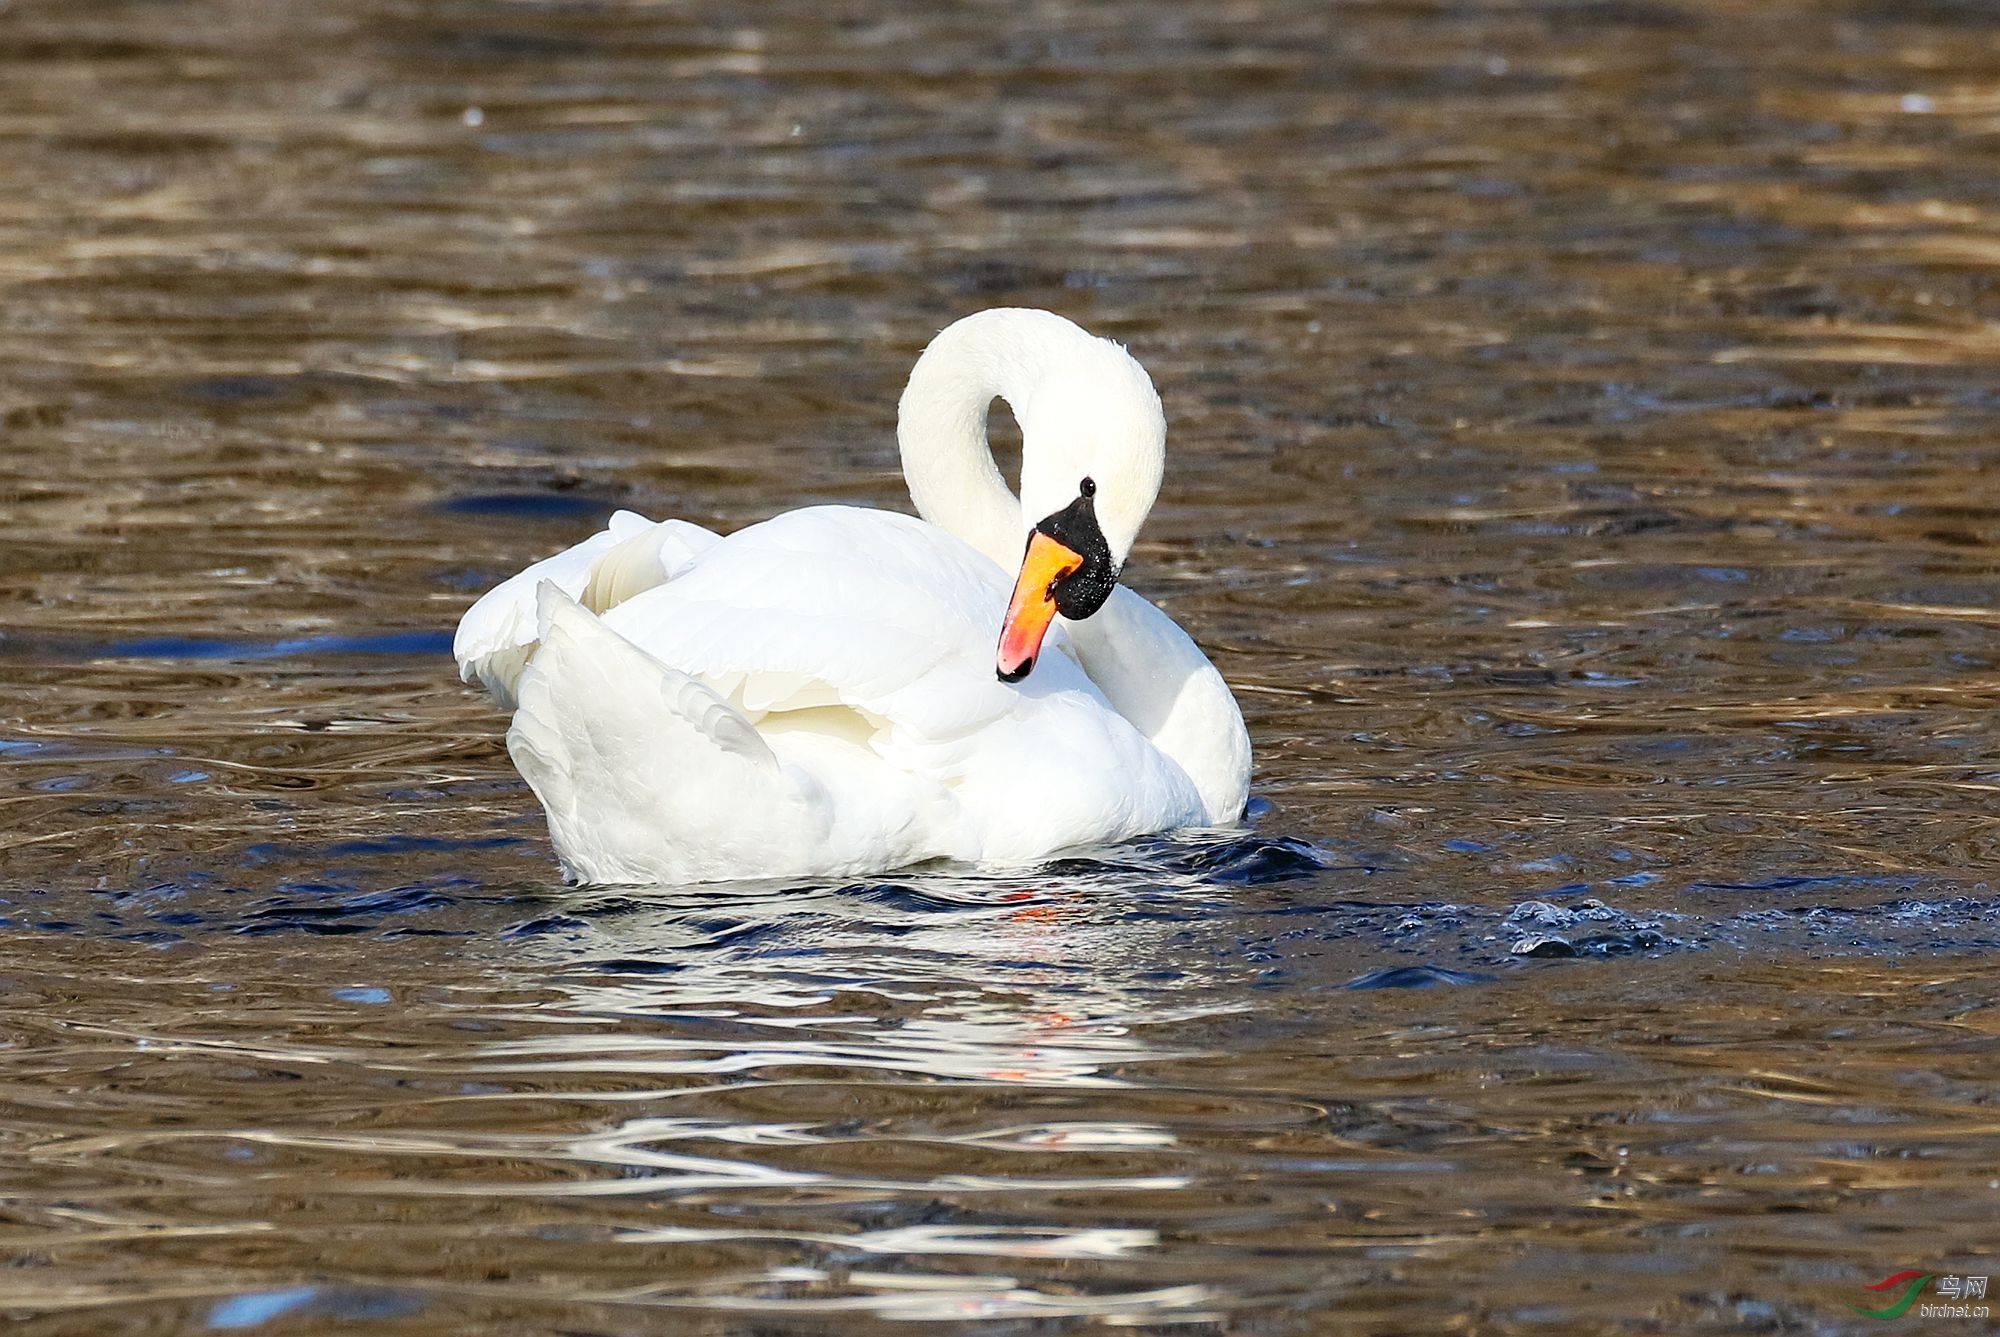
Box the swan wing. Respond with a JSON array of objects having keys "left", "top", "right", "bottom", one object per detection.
[
  {"left": 453, "top": 511, "right": 718, "bottom": 706},
  {"left": 601, "top": 507, "right": 1026, "bottom": 735},
  {"left": 508, "top": 582, "right": 832, "bottom": 885}
]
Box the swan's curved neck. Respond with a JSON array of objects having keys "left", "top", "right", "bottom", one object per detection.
[{"left": 896, "top": 309, "right": 1085, "bottom": 568}]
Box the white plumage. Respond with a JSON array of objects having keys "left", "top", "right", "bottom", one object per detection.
[{"left": 454, "top": 310, "right": 1252, "bottom": 885}]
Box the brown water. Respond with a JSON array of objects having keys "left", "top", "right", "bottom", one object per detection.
[{"left": 2, "top": 0, "right": 1998, "bottom": 1331}]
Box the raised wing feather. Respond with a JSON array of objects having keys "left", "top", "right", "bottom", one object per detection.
[{"left": 453, "top": 511, "right": 718, "bottom": 707}]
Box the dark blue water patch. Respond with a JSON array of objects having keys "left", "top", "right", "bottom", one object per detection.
[
  {"left": 751, "top": 942, "right": 831, "bottom": 960},
  {"left": 1574, "top": 929, "right": 1670, "bottom": 954},
  {"left": 1177, "top": 835, "right": 1340, "bottom": 885},
  {"left": 500, "top": 911, "right": 594, "bottom": 940},
  {"left": 554, "top": 892, "right": 701, "bottom": 920},
  {"left": 155, "top": 879, "right": 499, "bottom": 939},
  {"left": 210, "top": 1286, "right": 320, "bottom": 1329},
  {"left": 437, "top": 492, "right": 615, "bottom": 520},
  {"left": 843, "top": 881, "right": 977, "bottom": 914},
  {"left": 803, "top": 836, "right": 1360, "bottom": 910},
  {"left": 574, "top": 957, "right": 689, "bottom": 975},
  {"left": 324, "top": 834, "right": 527, "bottom": 858},
  {"left": 105, "top": 631, "right": 453, "bottom": 661},
  {"left": 113, "top": 929, "right": 186, "bottom": 945},
  {"left": 208, "top": 1285, "right": 423, "bottom": 1330},
  {"left": 323, "top": 885, "right": 466, "bottom": 915},
  {"left": 1115, "top": 896, "right": 1220, "bottom": 924},
  {"left": 235, "top": 917, "right": 374, "bottom": 937},
  {"left": 1258, "top": 898, "right": 1407, "bottom": 918},
  {"left": 1021, "top": 847, "right": 1157, "bottom": 879},
  {"left": 669, "top": 916, "right": 803, "bottom": 952},
  {"left": 1346, "top": 965, "right": 1497, "bottom": 989},
  {"left": 1685, "top": 873, "right": 1892, "bottom": 893}
]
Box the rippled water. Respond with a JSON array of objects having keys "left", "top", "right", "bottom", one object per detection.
[{"left": 3, "top": 0, "right": 1998, "bottom": 1331}]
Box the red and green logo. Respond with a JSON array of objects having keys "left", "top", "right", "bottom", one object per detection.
[{"left": 1850, "top": 1272, "right": 1933, "bottom": 1320}]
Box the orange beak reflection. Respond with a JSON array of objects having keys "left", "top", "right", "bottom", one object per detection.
[{"left": 997, "top": 530, "right": 1085, "bottom": 682}]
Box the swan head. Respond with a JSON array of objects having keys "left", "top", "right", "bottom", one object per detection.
[{"left": 997, "top": 337, "right": 1166, "bottom": 681}]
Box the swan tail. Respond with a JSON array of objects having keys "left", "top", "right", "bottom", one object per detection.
[
  {"left": 507, "top": 583, "right": 820, "bottom": 885},
  {"left": 453, "top": 512, "right": 719, "bottom": 707}
]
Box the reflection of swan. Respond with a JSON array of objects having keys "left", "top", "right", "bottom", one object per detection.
[
  {"left": 500, "top": 874, "right": 1226, "bottom": 1087},
  {"left": 455, "top": 309, "right": 1250, "bottom": 885}
]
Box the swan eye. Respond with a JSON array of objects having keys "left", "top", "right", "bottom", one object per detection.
[{"left": 1079, "top": 476, "right": 1096, "bottom": 498}]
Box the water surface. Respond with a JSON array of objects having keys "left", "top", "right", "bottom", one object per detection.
[{"left": 1, "top": 0, "right": 1997, "bottom": 1331}]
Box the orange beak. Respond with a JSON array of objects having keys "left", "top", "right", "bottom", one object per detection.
[{"left": 996, "top": 530, "right": 1085, "bottom": 681}]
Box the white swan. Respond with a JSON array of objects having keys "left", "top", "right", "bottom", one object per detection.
[{"left": 453, "top": 308, "right": 1251, "bottom": 885}]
